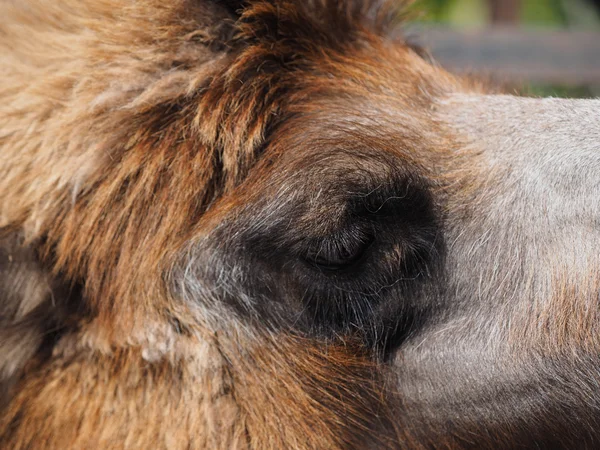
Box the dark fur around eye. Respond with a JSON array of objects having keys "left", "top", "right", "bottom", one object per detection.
[{"left": 202, "top": 171, "right": 443, "bottom": 348}]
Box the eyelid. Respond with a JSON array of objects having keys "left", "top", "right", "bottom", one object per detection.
[{"left": 304, "top": 226, "right": 374, "bottom": 271}]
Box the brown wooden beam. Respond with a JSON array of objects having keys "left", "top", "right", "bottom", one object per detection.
[{"left": 489, "top": 0, "right": 521, "bottom": 24}]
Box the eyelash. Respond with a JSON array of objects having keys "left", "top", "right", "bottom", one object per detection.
[{"left": 304, "top": 226, "right": 374, "bottom": 272}]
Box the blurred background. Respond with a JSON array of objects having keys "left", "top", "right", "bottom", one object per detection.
[{"left": 406, "top": 0, "right": 600, "bottom": 97}]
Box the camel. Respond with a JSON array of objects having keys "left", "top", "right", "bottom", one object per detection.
[{"left": 1, "top": 1, "right": 599, "bottom": 448}]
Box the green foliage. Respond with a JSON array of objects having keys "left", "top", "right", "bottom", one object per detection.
[
  {"left": 521, "top": 83, "right": 597, "bottom": 98},
  {"left": 521, "top": 0, "right": 566, "bottom": 26},
  {"left": 412, "top": 0, "right": 568, "bottom": 25}
]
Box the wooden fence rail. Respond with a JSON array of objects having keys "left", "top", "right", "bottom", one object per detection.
[{"left": 403, "top": 26, "right": 600, "bottom": 85}]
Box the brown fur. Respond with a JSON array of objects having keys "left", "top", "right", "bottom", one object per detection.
[
  {"left": 2, "top": 0, "right": 599, "bottom": 449},
  {"left": 0, "top": 1, "right": 426, "bottom": 448}
]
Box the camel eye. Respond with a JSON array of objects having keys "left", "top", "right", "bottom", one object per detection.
[{"left": 305, "top": 227, "right": 374, "bottom": 272}]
